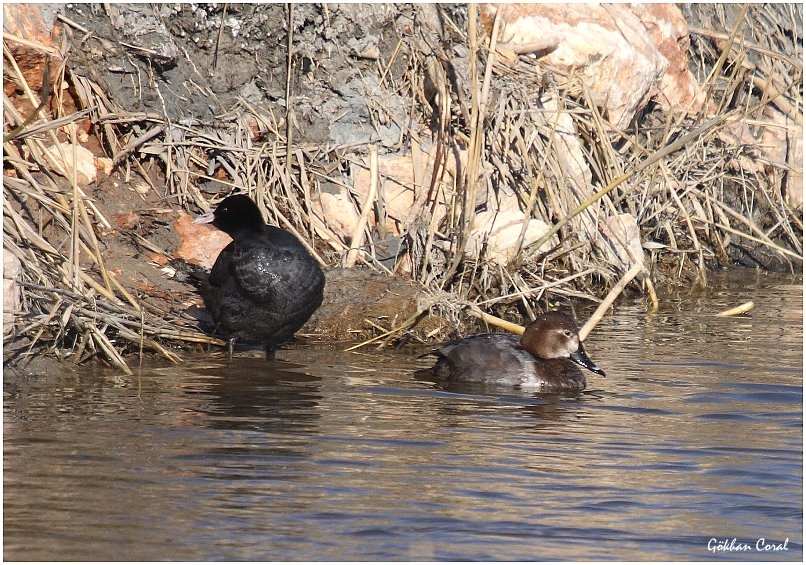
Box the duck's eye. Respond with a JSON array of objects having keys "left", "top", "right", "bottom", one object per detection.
[{"left": 563, "top": 330, "right": 573, "bottom": 338}]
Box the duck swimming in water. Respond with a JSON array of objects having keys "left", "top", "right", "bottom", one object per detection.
[
  {"left": 194, "top": 194, "right": 325, "bottom": 358},
  {"left": 419, "top": 312, "right": 605, "bottom": 394}
]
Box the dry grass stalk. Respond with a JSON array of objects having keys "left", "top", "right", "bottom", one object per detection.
[
  {"left": 345, "top": 144, "right": 378, "bottom": 268},
  {"left": 4, "top": 5, "right": 802, "bottom": 367},
  {"left": 715, "top": 301, "right": 755, "bottom": 317},
  {"left": 579, "top": 263, "right": 645, "bottom": 341},
  {"left": 3, "top": 44, "right": 226, "bottom": 371}
]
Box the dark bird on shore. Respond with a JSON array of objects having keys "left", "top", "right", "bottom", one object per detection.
[
  {"left": 193, "top": 194, "right": 325, "bottom": 359},
  {"left": 416, "top": 312, "right": 605, "bottom": 394}
]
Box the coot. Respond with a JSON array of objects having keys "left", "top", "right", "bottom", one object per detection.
[
  {"left": 194, "top": 194, "right": 325, "bottom": 358},
  {"left": 419, "top": 312, "right": 605, "bottom": 394}
]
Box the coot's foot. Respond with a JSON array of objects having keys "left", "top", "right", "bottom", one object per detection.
[{"left": 265, "top": 344, "right": 277, "bottom": 361}]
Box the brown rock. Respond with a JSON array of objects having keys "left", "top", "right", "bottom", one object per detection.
[
  {"left": 148, "top": 252, "right": 170, "bottom": 267},
  {"left": 3, "top": 5, "right": 62, "bottom": 97},
  {"left": 114, "top": 212, "right": 139, "bottom": 231}
]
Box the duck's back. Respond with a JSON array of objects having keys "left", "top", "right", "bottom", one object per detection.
[
  {"left": 430, "top": 332, "right": 587, "bottom": 393},
  {"left": 431, "top": 333, "right": 536, "bottom": 386},
  {"left": 201, "top": 225, "right": 325, "bottom": 344}
]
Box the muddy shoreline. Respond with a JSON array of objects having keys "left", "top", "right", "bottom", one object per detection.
[{"left": 8, "top": 265, "right": 800, "bottom": 379}]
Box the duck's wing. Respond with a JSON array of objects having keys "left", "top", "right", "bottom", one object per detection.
[{"left": 434, "top": 333, "right": 531, "bottom": 382}]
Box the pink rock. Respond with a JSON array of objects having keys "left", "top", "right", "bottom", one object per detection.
[
  {"left": 316, "top": 143, "right": 456, "bottom": 244},
  {"left": 173, "top": 212, "right": 231, "bottom": 269},
  {"left": 480, "top": 4, "right": 703, "bottom": 126},
  {"left": 630, "top": 4, "right": 706, "bottom": 113},
  {"left": 719, "top": 111, "right": 803, "bottom": 211},
  {"left": 466, "top": 209, "right": 554, "bottom": 264},
  {"left": 757, "top": 108, "right": 803, "bottom": 211}
]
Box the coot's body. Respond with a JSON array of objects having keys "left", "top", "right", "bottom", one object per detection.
[{"left": 195, "top": 195, "right": 325, "bottom": 355}]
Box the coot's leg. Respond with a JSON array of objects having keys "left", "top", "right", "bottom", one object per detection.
[
  {"left": 265, "top": 344, "right": 276, "bottom": 361},
  {"left": 227, "top": 337, "right": 236, "bottom": 360}
]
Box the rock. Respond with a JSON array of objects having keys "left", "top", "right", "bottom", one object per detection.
[
  {"left": 536, "top": 96, "right": 601, "bottom": 241},
  {"left": 466, "top": 210, "right": 553, "bottom": 264},
  {"left": 4, "top": 250, "right": 22, "bottom": 335},
  {"left": 600, "top": 213, "right": 645, "bottom": 270},
  {"left": 114, "top": 212, "right": 139, "bottom": 231},
  {"left": 95, "top": 156, "right": 114, "bottom": 176},
  {"left": 172, "top": 212, "right": 231, "bottom": 269},
  {"left": 314, "top": 143, "right": 457, "bottom": 245},
  {"left": 480, "top": 4, "right": 672, "bottom": 128},
  {"left": 323, "top": 137, "right": 572, "bottom": 266},
  {"left": 758, "top": 107, "right": 802, "bottom": 211},
  {"left": 41, "top": 141, "right": 97, "bottom": 185},
  {"left": 2, "top": 4, "right": 62, "bottom": 97},
  {"left": 785, "top": 139, "right": 803, "bottom": 211},
  {"left": 3, "top": 5, "right": 87, "bottom": 129},
  {"left": 630, "top": 4, "right": 706, "bottom": 113},
  {"left": 314, "top": 183, "right": 360, "bottom": 245},
  {"left": 718, "top": 108, "right": 803, "bottom": 211}
]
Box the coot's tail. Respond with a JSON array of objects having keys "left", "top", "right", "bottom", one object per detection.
[
  {"left": 167, "top": 259, "right": 217, "bottom": 333},
  {"left": 169, "top": 258, "right": 210, "bottom": 287}
]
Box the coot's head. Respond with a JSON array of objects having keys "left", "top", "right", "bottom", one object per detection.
[
  {"left": 519, "top": 312, "right": 605, "bottom": 376},
  {"left": 194, "top": 194, "right": 265, "bottom": 236}
]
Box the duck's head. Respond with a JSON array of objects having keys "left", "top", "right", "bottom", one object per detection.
[
  {"left": 194, "top": 194, "right": 265, "bottom": 236},
  {"left": 519, "top": 312, "right": 606, "bottom": 376}
]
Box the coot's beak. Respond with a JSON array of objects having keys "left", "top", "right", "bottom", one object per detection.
[
  {"left": 570, "top": 342, "right": 606, "bottom": 376},
  {"left": 194, "top": 211, "right": 215, "bottom": 225}
]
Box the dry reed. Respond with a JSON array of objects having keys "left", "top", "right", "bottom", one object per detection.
[{"left": 3, "top": 4, "right": 802, "bottom": 369}]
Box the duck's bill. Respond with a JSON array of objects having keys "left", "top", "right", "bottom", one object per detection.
[
  {"left": 570, "top": 344, "right": 606, "bottom": 376},
  {"left": 194, "top": 211, "right": 215, "bottom": 225}
]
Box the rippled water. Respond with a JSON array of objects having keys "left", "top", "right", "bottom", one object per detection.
[{"left": 4, "top": 270, "right": 802, "bottom": 560}]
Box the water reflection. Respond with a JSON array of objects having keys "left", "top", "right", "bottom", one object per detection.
[
  {"left": 4, "top": 270, "right": 802, "bottom": 561},
  {"left": 411, "top": 378, "right": 605, "bottom": 431},
  {"left": 182, "top": 359, "right": 323, "bottom": 435}
]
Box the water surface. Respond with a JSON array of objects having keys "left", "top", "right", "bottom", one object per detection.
[{"left": 4, "top": 270, "right": 802, "bottom": 560}]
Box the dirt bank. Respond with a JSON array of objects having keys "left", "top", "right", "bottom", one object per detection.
[{"left": 3, "top": 4, "right": 802, "bottom": 373}]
